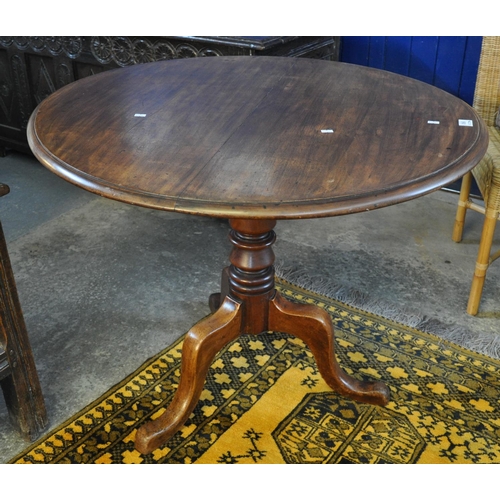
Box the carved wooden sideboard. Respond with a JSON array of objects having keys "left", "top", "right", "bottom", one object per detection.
[{"left": 0, "top": 36, "right": 340, "bottom": 155}]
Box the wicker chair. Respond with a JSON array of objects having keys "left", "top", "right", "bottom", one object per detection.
[{"left": 452, "top": 36, "right": 500, "bottom": 315}]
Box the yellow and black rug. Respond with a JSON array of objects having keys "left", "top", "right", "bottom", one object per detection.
[{"left": 10, "top": 279, "right": 500, "bottom": 464}]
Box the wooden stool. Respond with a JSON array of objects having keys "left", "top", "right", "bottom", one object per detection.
[{"left": 0, "top": 183, "right": 47, "bottom": 441}]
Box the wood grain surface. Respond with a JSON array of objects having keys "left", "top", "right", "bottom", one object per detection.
[{"left": 28, "top": 56, "right": 488, "bottom": 219}]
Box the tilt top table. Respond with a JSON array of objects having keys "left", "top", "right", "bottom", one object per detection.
[{"left": 27, "top": 56, "right": 488, "bottom": 454}]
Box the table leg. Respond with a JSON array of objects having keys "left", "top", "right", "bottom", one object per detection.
[
  {"left": 268, "top": 293, "right": 390, "bottom": 405},
  {"left": 135, "top": 295, "right": 243, "bottom": 455},
  {"left": 135, "top": 219, "right": 389, "bottom": 454}
]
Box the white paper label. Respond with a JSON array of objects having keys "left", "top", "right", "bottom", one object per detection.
[{"left": 458, "top": 119, "right": 473, "bottom": 127}]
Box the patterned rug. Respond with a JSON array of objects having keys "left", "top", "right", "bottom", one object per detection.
[{"left": 10, "top": 278, "right": 500, "bottom": 464}]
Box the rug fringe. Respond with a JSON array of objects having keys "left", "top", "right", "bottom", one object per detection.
[{"left": 275, "top": 262, "right": 500, "bottom": 360}]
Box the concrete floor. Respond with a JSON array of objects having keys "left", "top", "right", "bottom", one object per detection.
[{"left": 0, "top": 150, "right": 499, "bottom": 463}]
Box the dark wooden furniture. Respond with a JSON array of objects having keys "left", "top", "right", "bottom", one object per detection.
[
  {"left": 0, "top": 36, "right": 340, "bottom": 156},
  {"left": 27, "top": 57, "right": 488, "bottom": 454},
  {"left": 0, "top": 183, "right": 47, "bottom": 440}
]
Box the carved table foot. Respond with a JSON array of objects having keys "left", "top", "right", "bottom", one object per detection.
[
  {"left": 135, "top": 295, "right": 242, "bottom": 455},
  {"left": 269, "top": 293, "right": 390, "bottom": 406}
]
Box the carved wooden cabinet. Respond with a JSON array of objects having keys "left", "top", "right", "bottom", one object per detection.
[{"left": 0, "top": 36, "right": 340, "bottom": 155}]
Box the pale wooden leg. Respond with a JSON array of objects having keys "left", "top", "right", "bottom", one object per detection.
[
  {"left": 268, "top": 293, "right": 390, "bottom": 406},
  {"left": 452, "top": 172, "right": 472, "bottom": 243},
  {"left": 467, "top": 208, "right": 498, "bottom": 315},
  {"left": 135, "top": 296, "right": 243, "bottom": 454}
]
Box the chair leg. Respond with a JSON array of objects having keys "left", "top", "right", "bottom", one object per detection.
[
  {"left": 467, "top": 208, "right": 498, "bottom": 315},
  {"left": 0, "top": 221, "right": 48, "bottom": 440},
  {"left": 452, "top": 172, "right": 473, "bottom": 243}
]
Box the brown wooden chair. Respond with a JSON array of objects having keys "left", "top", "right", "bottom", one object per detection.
[
  {"left": 453, "top": 36, "right": 500, "bottom": 315},
  {"left": 0, "top": 183, "right": 48, "bottom": 440}
]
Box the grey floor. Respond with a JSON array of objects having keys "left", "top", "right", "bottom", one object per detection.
[{"left": 0, "top": 150, "right": 499, "bottom": 463}]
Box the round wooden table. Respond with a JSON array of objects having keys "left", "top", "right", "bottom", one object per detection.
[{"left": 28, "top": 56, "right": 488, "bottom": 454}]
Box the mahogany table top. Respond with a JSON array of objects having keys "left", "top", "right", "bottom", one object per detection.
[{"left": 28, "top": 56, "right": 488, "bottom": 219}]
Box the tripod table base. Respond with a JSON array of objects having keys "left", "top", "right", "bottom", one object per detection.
[{"left": 135, "top": 219, "right": 390, "bottom": 455}]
